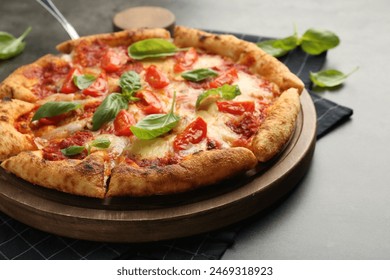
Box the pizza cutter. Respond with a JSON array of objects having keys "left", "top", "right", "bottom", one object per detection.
[{"left": 36, "top": 0, "right": 80, "bottom": 40}]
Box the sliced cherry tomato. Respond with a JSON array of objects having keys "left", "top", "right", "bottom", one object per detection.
[
  {"left": 216, "top": 101, "right": 255, "bottom": 115},
  {"left": 173, "top": 117, "right": 208, "bottom": 152},
  {"left": 136, "top": 90, "right": 164, "bottom": 114},
  {"left": 82, "top": 72, "right": 108, "bottom": 97},
  {"left": 113, "top": 109, "right": 136, "bottom": 136},
  {"left": 37, "top": 114, "right": 68, "bottom": 126},
  {"left": 145, "top": 65, "right": 169, "bottom": 89},
  {"left": 208, "top": 67, "right": 238, "bottom": 88},
  {"left": 173, "top": 47, "right": 199, "bottom": 73},
  {"left": 60, "top": 67, "right": 82, "bottom": 93},
  {"left": 101, "top": 47, "right": 128, "bottom": 72}
]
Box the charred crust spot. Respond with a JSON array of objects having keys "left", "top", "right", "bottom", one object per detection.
[
  {"left": 198, "top": 35, "right": 208, "bottom": 42},
  {"left": 0, "top": 115, "right": 8, "bottom": 122},
  {"left": 83, "top": 162, "right": 96, "bottom": 172},
  {"left": 1, "top": 97, "right": 12, "bottom": 102}
]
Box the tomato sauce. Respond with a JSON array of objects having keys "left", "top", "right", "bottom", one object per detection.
[
  {"left": 73, "top": 40, "right": 108, "bottom": 67},
  {"left": 43, "top": 131, "right": 93, "bottom": 161},
  {"left": 14, "top": 110, "right": 35, "bottom": 134},
  {"left": 227, "top": 112, "right": 263, "bottom": 147},
  {"left": 23, "top": 62, "right": 71, "bottom": 99}
]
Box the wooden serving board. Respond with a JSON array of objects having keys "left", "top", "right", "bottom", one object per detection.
[{"left": 0, "top": 90, "right": 316, "bottom": 243}]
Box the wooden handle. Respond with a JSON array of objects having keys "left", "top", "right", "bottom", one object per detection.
[{"left": 113, "top": 6, "right": 176, "bottom": 35}]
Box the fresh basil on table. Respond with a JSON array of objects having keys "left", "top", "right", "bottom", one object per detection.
[
  {"left": 128, "top": 38, "right": 179, "bottom": 60},
  {"left": 32, "top": 101, "right": 82, "bottom": 122},
  {"left": 0, "top": 26, "right": 31, "bottom": 60},
  {"left": 300, "top": 29, "right": 340, "bottom": 55},
  {"left": 310, "top": 67, "right": 358, "bottom": 88},
  {"left": 196, "top": 84, "right": 241, "bottom": 108},
  {"left": 181, "top": 68, "right": 218, "bottom": 82},
  {"left": 257, "top": 27, "right": 339, "bottom": 57},
  {"left": 131, "top": 93, "right": 180, "bottom": 140}
]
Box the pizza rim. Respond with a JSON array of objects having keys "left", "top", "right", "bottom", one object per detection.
[{"left": 0, "top": 26, "right": 304, "bottom": 198}]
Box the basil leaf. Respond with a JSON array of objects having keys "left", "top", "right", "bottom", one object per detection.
[
  {"left": 32, "top": 101, "right": 81, "bottom": 122},
  {"left": 89, "top": 138, "right": 111, "bottom": 149},
  {"left": 131, "top": 93, "right": 180, "bottom": 140},
  {"left": 310, "top": 67, "right": 358, "bottom": 88},
  {"left": 257, "top": 27, "right": 299, "bottom": 57},
  {"left": 196, "top": 84, "right": 241, "bottom": 108},
  {"left": 0, "top": 26, "right": 31, "bottom": 60},
  {"left": 61, "top": 145, "right": 85, "bottom": 156},
  {"left": 301, "top": 29, "right": 340, "bottom": 55},
  {"left": 119, "top": 71, "right": 141, "bottom": 100},
  {"left": 73, "top": 74, "right": 96, "bottom": 90},
  {"left": 181, "top": 68, "right": 218, "bottom": 82},
  {"left": 273, "top": 33, "right": 300, "bottom": 51},
  {"left": 92, "top": 93, "right": 129, "bottom": 130},
  {"left": 128, "top": 38, "right": 178, "bottom": 60},
  {"left": 257, "top": 40, "right": 289, "bottom": 57}
]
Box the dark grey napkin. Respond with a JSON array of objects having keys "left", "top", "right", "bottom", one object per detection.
[{"left": 0, "top": 32, "right": 353, "bottom": 260}]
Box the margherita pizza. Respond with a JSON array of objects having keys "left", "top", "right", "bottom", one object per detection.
[{"left": 0, "top": 26, "right": 304, "bottom": 198}]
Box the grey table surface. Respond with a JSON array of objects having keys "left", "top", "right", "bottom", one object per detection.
[{"left": 1, "top": 0, "right": 390, "bottom": 260}]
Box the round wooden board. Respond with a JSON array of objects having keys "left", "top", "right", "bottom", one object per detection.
[{"left": 0, "top": 90, "right": 316, "bottom": 243}]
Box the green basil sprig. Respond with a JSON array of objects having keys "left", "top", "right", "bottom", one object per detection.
[
  {"left": 32, "top": 101, "right": 82, "bottom": 122},
  {"left": 61, "top": 145, "right": 85, "bottom": 156},
  {"left": 73, "top": 74, "right": 96, "bottom": 90},
  {"left": 181, "top": 68, "right": 218, "bottom": 82},
  {"left": 91, "top": 71, "right": 141, "bottom": 130},
  {"left": 89, "top": 138, "right": 111, "bottom": 149},
  {"left": 130, "top": 93, "right": 180, "bottom": 140},
  {"left": 257, "top": 39, "right": 292, "bottom": 57},
  {"left": 128, "top": 38, "right": 180, "bottom": 60},
  {"left": 119, "top": 71, "right": 141, "bottom": 100},
  {"left": 300, "top": 29, "right": 340, "bottom": 55},
  {"left": 86, "top": 138, "right": 111, "bottom": 155},
  {"left": 310, "top": 67, "right": 358, "bottom": 88},
  {"left": 0, "top": 26, "right": 31, "bottom": 60},
  {"left": 61, "top": 138, "right": 111, "bottom": 157},
  {"left": 257, "top": 27, "right": 339, "bottom": 57},
  {"left": 257, "top": 29, "right": 300, "bottom": 57},
  {"left": 92, "top": 93, "right": 129, "bottom": 131},
  {"left": 196, "top": 84, "right": 241, "bottom": 108}
]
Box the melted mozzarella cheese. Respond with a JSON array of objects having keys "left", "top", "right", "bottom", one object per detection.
[
  {"left": 93, "top": 134, "right": 130, "bottom": 157},
  {"left": 39, "top": 119, "right": 89, "bottom": 140},
  {"left": 197, "top": 105, "right": 238, "bottom": 148},
  {"left": 192, "top": 54, "right": 225, "bottom": 69},
  {"left": 234, "top": 71, "right": 274, "bottom": 101},
  {"left": 126, "top": 136, "right": 175, "bottom": 159}
]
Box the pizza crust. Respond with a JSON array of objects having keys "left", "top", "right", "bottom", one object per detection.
[
  {"left": 1, "top": 150, "right": 107, "bottom": 198},
  {"left": 252, "top": 88, "right": 301, "bottom": 162},
  {"left": 173, "top": 26, "right": 304, "bottom": 93},
  {"left": 107, "top": 147, "right": 257, "bottom": 197},
  {"left": 0, "top": 98, "right": 36, "bottom": 161},
  {"left": 0, "top": 55, "right": 69, "bottom": 103},
  {"left": 56, "top": 28, "right": 171, "bottom": 54}
]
